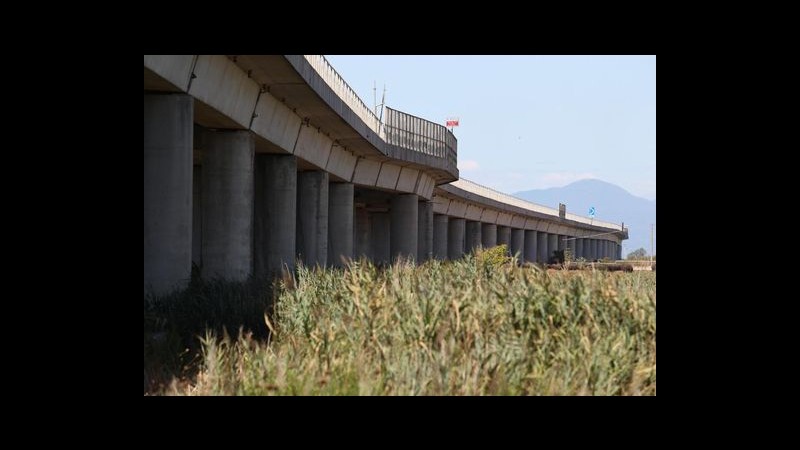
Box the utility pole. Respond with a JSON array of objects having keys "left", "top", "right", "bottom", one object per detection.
[{"left": 650, "top": 224, "right": 655, "bottom": 264}]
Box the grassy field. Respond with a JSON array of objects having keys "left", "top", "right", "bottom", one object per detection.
[{"left": 145, "top": 247, "right": 656, "bottom": 395}]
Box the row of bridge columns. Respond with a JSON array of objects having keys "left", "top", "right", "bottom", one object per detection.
[
  {"left": 145, "top": 93, "right": 621, "bottom": 296},
  {"left": 427, "top": 214, "right": 620, "bottom": 263}
]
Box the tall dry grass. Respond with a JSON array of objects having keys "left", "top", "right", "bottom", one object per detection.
[{"left": 163, "top": 249, "right": 655, "bottom": 395}]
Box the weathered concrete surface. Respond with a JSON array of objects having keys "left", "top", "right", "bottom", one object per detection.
[
  {"left": 548, "top": 234, "right": 558, "bottom": 261},
  {"left": 201, "top": 130, "right": 254, "bottom": 280},
  {"left": 189, "top": 55, "right": 260, "bottom": 129},
  {"left": 254, "top": 154, "right": 296, "bottom": 278},
  {"left": 250, "top": 90, "right": 302, "bottom": 153},
  {"left": 557, "top": 235, "right": 566, "bottom": 252},
  {"left": 391, "top": 194, "right": 418, "bottom": 261},
  {"left": 537, "top": 232, "right": 548, "bottom": 263},
  {"left": 510, "top": 228, "right": 524, "bottom": 261},
  {"left": 465, "top": 221, "right": 482, "bottom": 254},
  {"left": 397, "top": 167, "right": 420, "bottom": 193},
  {"left": 326, "top": 146, "right": 358, "bottom": 181},
  {"left": 576, "top": 238, "right": 584, "bottom": 259},
  {"left": 433, "top": 214, "right": 449, "bottom": 260},
  {"left": 498, "top": 226, "right": 511, "bottom": 254},
  {"left": 371, "top": 212, "right": 390, "bottom": 264},
  {"left": 144, "top": 55, "right": 194, "bottom": 92},
  {"left": 352, "top": 158, "right": 382, "bottom": 186},
  {"left": 448, "top": 200, "right": 468, "bottom": 218},
  {"left": 524, "top": 230, "right": 537, "bottom": 264},
  {"left": 417, "top": 201, "right": 433, "bottom": 262},
  {"left": 293, "top": 126, "right": 333, "bottom": 170},
  {"left": 296, "top": 171, "right": 329, "bottom": 267},
  {"left": 377, "top": 163, "right": 401, "bottom": 190},
  {"left": 482, "top": 223, "right": 497, "bottom": 248},
  {"left": 354, "top": 207, "right": 371, "bottom": 260},
  {"left": 448, "top": 218, "right": 465, "bottom": 260},
  {"left": 144, "top": 94, "right": 193, "bottom": 295},
  {"left": 192, "top": 164, "right": 202, "bottom": 268},
  {"left": 565, "top": 236, "right": 575, "bottom": 259},
  {"left": 328, "top": 183, "right": 354, "bottom": 267}
]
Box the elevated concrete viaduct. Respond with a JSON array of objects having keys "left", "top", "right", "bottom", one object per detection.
[{"left": 145, "top": 55, "right": 627, "bottom": 295}]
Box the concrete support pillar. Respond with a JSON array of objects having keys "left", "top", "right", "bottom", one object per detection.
[
  {"left": 448, "top": 218, "right": 465, "bottom": 260},
  {"left": 510, "top": 228, "right": 524, "bottom": 262},
  {"left": 201, "top": 130, "right": 254, "bottom": 281},
  {"left": 482, "top": 223, "right": 497, "bottom": 248},
  {"left": 371, "top": 212, "right": 390, "bottom": 264},
  {"left": 354, "top": 207, "right": 371, "bottom": 260},
  {"left": 586, "top": 239, "right": 593, "bottom": 260},
  {"left": 465, "top": 221, "right": 482, "bottom": 254},
  {"left": 192, "top": 164, "right": 202, "bottom": 268},
  {"left": 328, "top": 182, "right": 354, "bottom": 267},
  {"left": 547, "top": 233, "right": 558, "bottom": 262},
  {"left": 576, "top": 238, "right": 584, "bottom": 260},
  {"left": 591, "top": 239, "right": 599, "bottom": 261},
  {"left": 498, "top": 226, "right": 511, "bottom": 254},
  {"left": 254, "top": 154, "right": 296, "bottom": 278},
  {"left": 433, "top": 214, "right": 449, "bottom": 260},
  {"left": 524, "top": 230, "right": 537, "bottom": 264},
  {"left": 296, "top": 171, "right": 328, "bottom": 267},
  {"left": 417, "top": 201, "right": 433, "bottom": 262},
  {"left": 617, "top": 243, "right": 622, "bottom": 260},
  {"left": 144, "top": 93, "right": 193, "bottom": 295},
  {"left": 566, "top": 236, "right": 575, "bottom": 261},
  {"left": 391, "top": 194, "right": 418, "bottom": 261},
  {"left": 557, "top": 235, "right": 566, "bottom": 252},
  {"left": 537, "top": 232, "right": 548, "bottom": 263}
]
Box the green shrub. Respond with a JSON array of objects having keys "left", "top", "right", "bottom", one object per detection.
[{"left": 475, "top": 244, "right": 512, "bottom": 268}]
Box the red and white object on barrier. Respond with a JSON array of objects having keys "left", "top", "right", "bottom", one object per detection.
[{"left": 446, "top": 117, "right": 459, "bottom": 130}]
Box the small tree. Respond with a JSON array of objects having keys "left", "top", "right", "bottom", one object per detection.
[{"left": 627, "top": 247, "right": 648, "bottom": 260}]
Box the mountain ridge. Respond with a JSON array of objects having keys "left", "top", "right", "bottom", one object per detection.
[{"left": 513, "top": 179, "right": 656, "bottom": 256}]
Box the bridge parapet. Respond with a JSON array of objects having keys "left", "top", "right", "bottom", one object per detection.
[
  {"left": 452, "top": 178, "right": 625, "bottom": 232},
  {"left": 301, "top": 55, "right": 383, "bottom": 138},
  {"left": 294, "top": 55, "right": 458, "bottom": 180},
  {"left": 383, "top": 107, "right": 457, "bottom": 168}
]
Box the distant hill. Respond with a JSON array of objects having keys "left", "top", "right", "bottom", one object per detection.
[{"left": 513, "top": 179, "right": 656, "bottom": 257}]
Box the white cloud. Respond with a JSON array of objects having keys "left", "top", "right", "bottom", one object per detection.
[
  {"left": 458, "top": 160, "right": 480, "bottom": 171},
  {"left": 538, "top": 172, "right": 596, "bottom": 188}
]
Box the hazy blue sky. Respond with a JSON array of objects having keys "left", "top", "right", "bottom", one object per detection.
[{"left": 325, "top": 55, "right": 656, "bottom": 200}]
